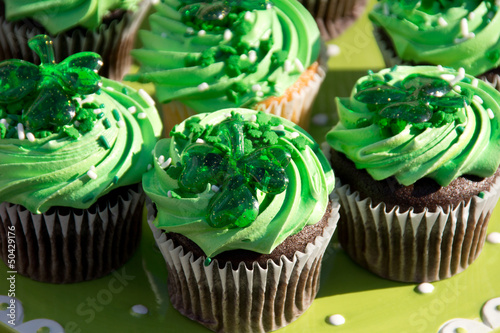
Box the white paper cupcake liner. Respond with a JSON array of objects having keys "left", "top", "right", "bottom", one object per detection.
[
  {"left": 148, "top": 197, "right": 339, "bottom": 333},
  {"left": 0, "top": 0, "right": 151, "bottom": 80},
  {"left": 297, "top": 0, "right": 368, "bottom": 40},
  {"left": 335, "top": 177, "right": 500, "bottom": 283},
  {"left": 0, "top": 184, "right": 145, "bottom": 283}
]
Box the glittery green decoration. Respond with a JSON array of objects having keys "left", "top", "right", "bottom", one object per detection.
[
  {"left": 0, "top": 35, "right": 103, "bottom": 132},
  {"left": 176, "top": 114, "right": 291, "bottom": 229},
  {"left": 355, "top": 73, "right": 471, "bottom": 135}
]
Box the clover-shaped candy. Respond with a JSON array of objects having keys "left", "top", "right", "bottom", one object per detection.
[
  {"left": 0, "top": 35, "right": 103, "bottom": 131},
  {"left": 355, "top": 74, "right": 471, "bottom": 124},
  {"left": 178, "top": 118, "right": 291, "bottom": 229}
]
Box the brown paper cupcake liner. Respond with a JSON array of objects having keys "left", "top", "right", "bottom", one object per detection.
[
  {"left": 148, "top": 197, "right": 339, "bottom": 333},
  {"left": 335, "top": 177, "right": 500, "bottom": 283},
  {"left": 0, "top": 0, "right": 151, "bottom": 80},
  {"left": 297, "top": 0, "right": 368, "bottom": 40},
  {"left": 372, "top": 26, "right": 408, "bottom": 69},
  {"left": 0, "top": 184, "right": 145, "bottom": 284}
]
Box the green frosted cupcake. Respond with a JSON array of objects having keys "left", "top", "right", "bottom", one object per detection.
[
  {"left": 327, "top": 65, "right": 500, "bottom": 282},
  {"left": 0, "top": 0, "right": 151, "bottom": 80},
  {"left": 127, "top": 0, "right": 326, "bottom": 135},
  {"left": 0, "top": 35, "right": 162, "bottom": 283},
  {"left": 145, "top": 108, "right": 339, "bottom": 332},
  {"left": 370, "top": 0, "right": 500, "bottom": 88}
]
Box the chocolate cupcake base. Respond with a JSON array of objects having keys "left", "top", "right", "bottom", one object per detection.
[
  {"left": 0, "top": 184, "right": 145, "bottom": 284},
  {"left": 148, "top": 198, "right": 339, "bottom": 333}
]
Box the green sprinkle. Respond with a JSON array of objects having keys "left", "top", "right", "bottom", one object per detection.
[
  {"left": 112, "top": 109, "right": 121, "bottom": 122},
  {"left": 390, "top": 65, "right": 398, "bottom": 72},
  {"left": 97, "top": 112, "right": 105, "bottom": 119},
  {"left": 457, "top": 126, "right": 465, "bottom": 133},
  {"left": 103, "top": 118, "right": 111, "bottom": 129},
  {"left": 99, "top": 135, "right": 110, "bottom": 149},
  {"left": 479, "top": 192, "right": 485, "bottom": 199},
  {"left": 99, "top": 104, "right": 105, "bottom": 109},
  {"left": 384, "top": 74, "right": 393, "bottom": 82},
  {"left": 368, "top": 69, "right": 374, "bottom": 75},
  {"left": 204, "top": 257, "right": 212, "bottom": 266},
  {"left": 112, "top": 176, "right": 119, "bottom": 184},
  {"left": 82, "top": 194, "right": 94, "bottom": 203},
  {"left": 121, "top": 87, "right": 129, "bottom": 95},
  {"left": 0, "top": 123, "right": 6, "bottom": 139}
]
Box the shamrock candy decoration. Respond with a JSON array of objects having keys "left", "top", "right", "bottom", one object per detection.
[
  {"left": 354, "top": 74, "right": 471, "bottom": 124},
  {"left": 177, "top": 118, "right": 291, "bottom": 229},
  {"left": 0, "top": 35, "right": 103, "bottom": 131}
]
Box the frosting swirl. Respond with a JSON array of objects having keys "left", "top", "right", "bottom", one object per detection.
[
  {"left": 326, "top": 66, "right": 500, "bottom": 187},
  {"left": 0, "top": 78, "right": 162, "bottom": 213},
  {"left": 143, "top": 109, "right": 334, "bottom": 257},
  {"left": 4, "top": 0, "right": 142, "bottom": 35},
  {"left": 370, "top": 0, "right": 500, "bottom": 76},
  {"left": 127, "top": 0, "right": 321, "bottom": 112}
]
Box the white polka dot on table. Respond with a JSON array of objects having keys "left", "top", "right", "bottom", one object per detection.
[
  {"left": 131, "top": 304, "right": 148, "bottom": 315},
  {"left": 312, "top": 113, "right": 329, "bottom": 126},
  {"left": 328, "top": 314, "right": 346, "bottom": 326},
  {"left": 417, "top": 283, "right": 434, "bottom": 294},
  {"left": 327, "top": 44, "right": 341, "bottom": 57},
  {"left": 487, "top": 232, "right": 500, "bottom": 244}
]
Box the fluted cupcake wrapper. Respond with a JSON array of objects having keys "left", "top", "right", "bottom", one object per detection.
[
  {"left": 372, "top": 27, "right": 407, "bottom": 69},
  {"left": 148, "top": 197, "right": 339, "bottom": 333},
  {"left": 0, "top": 184, "right": 144, "bottom": 284},
  {"left": 0, "top": 0, "right": 150, "bottom": 80},
  {"left": 297, "top": 0, "right": 368, "bottom": 40},
  {"left": 335, "top": 178, "right": 500, "bottom": 283}
]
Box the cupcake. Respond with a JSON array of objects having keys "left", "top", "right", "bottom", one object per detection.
[
  {"left": 126, "top": 0, "right": 326, "bottom": 135},
  {"left": 144, "top": 108, "right": 339, "bottom": 332},
  {"left": 326, "top": 65, "right": 500, "bottom": 283},
  {"left": 0, "top": 0, "right": 151, "bottom": 80},
  {"left": 369, "top": 0, "right": 500, "bottom": 88},
  {"left": 297, "top": 0, "right": 368, "bottom": 40},
  {"left": 0, "top": 35, "right": 162, "bottom": 283}
]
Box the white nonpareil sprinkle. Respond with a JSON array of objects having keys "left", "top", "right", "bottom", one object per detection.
[
  {"left": 487, "top": 232, "right": 500, "bottom": 244},
  {"left": 198, "top": 29, "right": 206, "bottom": 37},
  {"left": 93, "top": 108, "right": 102, "bottom": 114},
  {"left": 438, "top": 17, "right": 448, "bottom": 27},
  {"left": 128, "top": 106, "right": 137, "bottom": 114},
  {"left": 276, "top": 124, "right": 285, "bottom": 131},
  {"left": 81, "top": 95, "right": 95, "bottom": 104},
  {"left": 224, "top": 29, "right": 232, "bottom": 41},
  {"left": 196, "top": 138, "right": 205, "bottom": 144},
  {"left": 453, "top": 85, "right": 462, "bottom": 93},
  {"left": 0, "top": 118, "right": 8, "bottom": 128},
  {"left": 26, "top": 132, "right": 35, "bottom": 142},
  {"left": 198, "top": 82, "right": 209, "bottom": 92},
  {"left": 437, "top": 65, "right": 444, "bottom": 71},
  {"left": 244, "top": 11, "right": 252, "bottom": 21},
  {"left": 105, "top": 86, "right": 115, "bottom": 91},
  {"left": 249, "top": 115, "right": 257, "bottom": 122},
  {"left": 469, "top": 12, "right": 475, "bottom": 21},
  {"left": 487, "top": 108, "right": 495, "bottom": 119},
  {"left": 117, "top": 120, "right": 125, "bottom": 128},
  {"left": 328, "top": 315, "right": 346, "bottom": 326},
  {"left": 460, "top": 18, "right": 469, "bottom": 37},
  {"left": 167, "top": 190, "right": 172, "bottom": 198},
  {"left": 249, "top": 50, "right": 257, "bottom": 63},
  {"left": 87, "top": 166, "right": 98, "bottom": 180},
  {"left": 326, "top": 44, "right": 341, "bottom": 57},
  {"left": 261, "top": 29, "right": 272, "bottom": 40},
  {"left": 472, "top": 78, "right": 479, "bottom": 87},
  {"left": 147, "top": 164, "right": 152, "bottom": 171},
  {"left": 158, "top": 155, "right": 165, "bottom": 165},
  {"left": 252, "top": 84, "right": 262, "bottom": 92},
  {"left": 131, "top": 305, "right": 148, "bottom": 315},
  {"left": 161, "top": 157, "right": 172, "bottom": 169},
  {"left": 138, "top": 89, "right": 156, "bottom": 106},
  {"left": 290, "top": 132, "right": 300, "bottom": 139},
  {"left": 294, "top": 58, "right": 305, "bottom": 73},
  {"left": 74, "top": 121, "right": 80, "bottom": 127},
  {"left": 417, "top": 283, "right": 434, "bottom": 294},
  {"left": 211, "top": 185, "right": 220, "bottom": 192},
  {"left": 473, "top": 95, "right": 484, "bottom": 105},
  {"left": 440, "top": 74, "right": 456, "bottom": 82},
  {"left": 450, "top": 67, "right": 465, "bottom": 85},
  {"left": 224, "top": 113, "right": 231, "bottom": 118},
  {"left": 186, "top": 27, "right": 194, "bottom": 34},
  {"left": 138, "top": 112, "right": 147, "bottom": 119},
  {"left": 256, "top": 91, "right": 264, "bottom": 97},
  {"left": 284, "top": 60, "right": 292, "bottom": 73},
  {"left": 17, "top": 123, "right": 25, "bottom": 140},
  {"left": 240, "top": 54, "right": 248, "bottom": 61}
]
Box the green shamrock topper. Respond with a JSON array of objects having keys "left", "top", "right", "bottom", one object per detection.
[
  {"left": 174, "top": 114, "right": 291, "bottom": 229},
  {"left": 0, "top": 35, "right": 103, "bottom": 131},
  {"left": 354, "top": 73, "right": 472, "bottom": 134}
]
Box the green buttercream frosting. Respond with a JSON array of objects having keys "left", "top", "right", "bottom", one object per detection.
[
  {"left": 0, "top": 36, "right": 162, "bottom": 213},
  {"left": 370, "top": 0, "right": 500, "bottom": 76},
  {"left": 327, "top": 65, "right": 500, "bottom": 187},
  {"left": 127, "top": 0, "right": 320, "bottom": 112},
  {"left": 4, "top": 0, "right": 142, "bottom": 35},
  {"left": 143, "top": 108, "right": 334, "bottom": 257}
]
